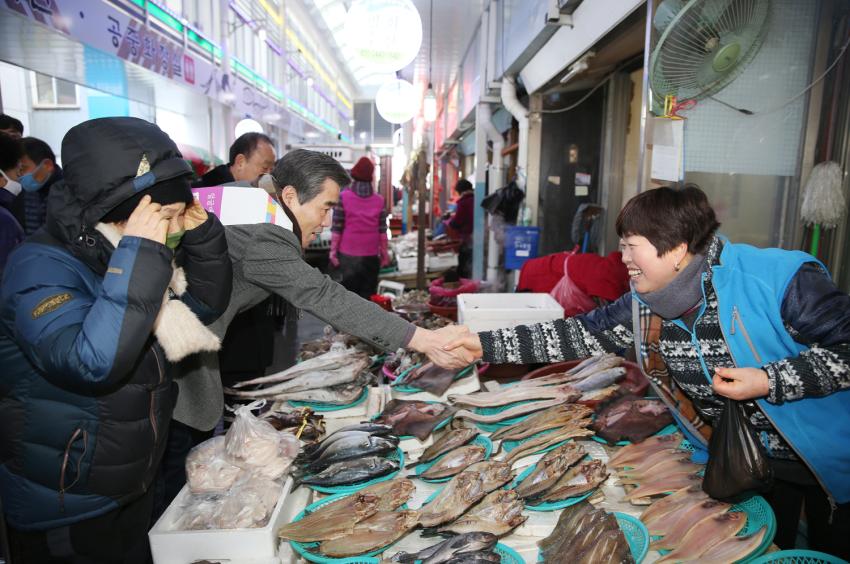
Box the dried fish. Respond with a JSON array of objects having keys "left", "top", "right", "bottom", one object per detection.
[
  {"left": 225, "top": 357, "right": 370, "bottom": 397},
  {"left": 655, "top": 511, "right": 747, "bottom": 563},
  {"left": 571, "top": 367, "right": 626, "bottom": 392},
  {"left": 277, "top": 493, "right": 380, "bottom": 542},
  {"left": 539, "top": 459, "right": 609, "bottom": 502},
  {"left": 650, "top": 499, "right": 732, "bottom": 550},
  {"left": 411, "top": 428, "right": 479, "bottom": 467},
  {"left": 403, "top": 362, "right": 460, "bottom": 396},
  {"left": 608, "top": 432, "right": 683, "bottom": 467},
  {"left": 463, "top": 460, "right": 514, "bottom": 491},
  {"left": 454, "top": 398, "right": 567, "bottom": 424},
  {"left": 503, "top": 423, "right": 594, "bottom": 465},
  {"left": 234, "top": 348, "right": 365, "bottom": 387},
  {"left": 639, "top": 485, "right": 708, "bottom": 532},
  {"left": 376, "top": 400, "right": 456, "bottom": 441},
  {"left": 298, "top": 456, "right": 399, "bottom": 488},
  {"left": 437, "top": 490, "right": 527, "bottom": 536},
  {"left": 449, "top": 384, "right": 580, "bottom": 408},
  {"left": 417, "top": 471, "right": 487, "bottom": 528},
  {"left": 419, "top": 444, "right": 487, "bottom": 480},
  {"left": 319, "top": 510, "right": 420, "bottom": 557},
  {"left": 298, "top": 435, "right": 399, "bottom": 474},
  {"left": 622, "top": 472, "right": 703, "bottom": 501},
  {"left": 698, "top": 527, "right": 767, "bottom": 564},
  {"left": 489, "top": 404, "right": 593, "bottom": 441},
  {"left": 514, "top": 442, "right": 586, "bottom": 499},
  {"left": 389, "top": 532, "right": 498, "bottom": 564},
  {"left": 538, "top": 501, "right": 633, "bottom": 564}
]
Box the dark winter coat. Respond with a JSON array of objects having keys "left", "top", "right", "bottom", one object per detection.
[{"left": 0, "top": 117, "right": 232, "bottom": 531}]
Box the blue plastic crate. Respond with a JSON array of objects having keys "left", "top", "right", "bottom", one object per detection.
[{"left": 504, "top": 226, "right": 540, "bottom": 270}]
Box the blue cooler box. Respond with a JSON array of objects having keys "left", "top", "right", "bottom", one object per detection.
[{"left": 504, "top": 226, "right": 540, "bottom": 270}]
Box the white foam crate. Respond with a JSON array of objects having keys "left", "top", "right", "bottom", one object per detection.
[
  {"left": 457, "top": 293, "right": 564, "bottom": 332},
  {"left": 149, "top": 476, "right": 293, "bottom": 564},
  {"left": 396, "top": 254, "right": 427, "bottom": 273},
  {"left": 427, "top": 252, "right": 457, "bottom": 271}
]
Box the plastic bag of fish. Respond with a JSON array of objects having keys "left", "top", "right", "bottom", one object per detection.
[
  {"left": 175, "top": 474, "right": 283, "bottom": 531},
  {"left": 225, "top": 401, "right": 300, "bottom": 480}
]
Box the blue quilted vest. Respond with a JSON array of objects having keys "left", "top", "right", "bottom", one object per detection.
[{"left": 711, "top": 241, "right": 850, "bottom": 504}]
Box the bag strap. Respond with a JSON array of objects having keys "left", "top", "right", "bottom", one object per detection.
[{"left": 632, "top": 297, "right": 709, "bottom": 449}]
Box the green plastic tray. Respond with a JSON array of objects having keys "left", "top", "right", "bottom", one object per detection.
[
  {"left": 748, "top": 550, "right": 850, "bottom": 564},
  {"left": 412, "top": 435, "right": 492, "bottom": 483},
  {"left": 305, "top": 447, "right": 404, "bottom": 495},
  {"left": 507, "top": 456, "right": 596, "bottom": 511},
  {"left": 290, "top": 386, "right": 369, "bottom": 412}
]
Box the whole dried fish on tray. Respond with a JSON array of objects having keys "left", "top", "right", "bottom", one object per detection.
[
  {"left": 277, "top": 478, "right": 414, "bottom": 542},
  {"left": 296, "top": 434, "right": 399, "bottom": 474},
  {"left": 410, "top": 427, "right": 478, "bottom": 467},
  {"left": 622, "top": 471, "right": 703, "bottom": 502},
  {"left": 463, "top": 460, "right": 514, "bottom": 491},
  {"left": 608, "top": 432, "right": 683, "bottom": 467},
  {"left": 449, "top": 383, "right": 580, "bottom": 408},
  {"left": 538, "top": 501, "right": 634, "bottom": 564},
  {"left": 401, "top": 362, "right": 461, "bottom": 396},
  {"left": 454, "top": 398, "right": 566, "bottom": 424},
  {"left": 655, "top": 511, "right": 747, "bottom": 563},
  {"left": 490, "top": 404, "right": 593, "bottom": 441},
  {"left": 301, "top": 423, "right": 394, "bottom": 460},
  {"left": 319, "top": 510, "right": 421, "bottom": 557},
  {"left": 538, "top": 458, "right": 609, "bottom": 502},
  {"left": 224, "top": 356, "right": 370, "bottom": 398},
  {"left": 233, "top": 347, "right": 365, "bottom": 388},
  {"left": 650, "top": 499, "right": 732, "bottom": 550},
  {"left": 437, "top": 489, "right": 527, "bottom": 536},
  {"left": 697, "top": 526, "right": 767, "bottom": 563},
  {"left": 375, "top": 400, "right": 456, "bottom": 441},
  {"left": 417, "top": 471, "right": 487, "bottom": 528},
  {"left": 639, "top": 484, "right": 708, "bottom": 533},
  {"left": 514, "top": 442, "right": 586, "bottom": 500},
  {"left": 592, "top": 394, "right": 674, "bottom": 444},
  {"left": 516, "top": 354, "right": 625, "bottom": 389},
  {"left": 418, "top": 444, "right": 486, "bottom": 480},
  {"left": 388, "top": 532, "right": 498, "bottom": 564},
  {"left": 297, "top": 455, "right": 399, "bottom": 488},
  {"left": 503, "top": 422, "right": 594, "bottom": 465}
]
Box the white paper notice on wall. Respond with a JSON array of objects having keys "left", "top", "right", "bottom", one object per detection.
[{"left": 651, "top": 118, "right": 684, "bottom": 182}]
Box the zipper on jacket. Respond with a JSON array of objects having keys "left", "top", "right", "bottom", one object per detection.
[
  {"left": 58, "top": 428, "right": 88, "bottom": 513},
  {"left": 730, "top": 306, "right": 763, "bottom": 364},
  {"left": 145, "top": 347, "right": 165, "bottom": 485},
  {"left": 717, "top": 303, "right": 837, "bottom": 506}
]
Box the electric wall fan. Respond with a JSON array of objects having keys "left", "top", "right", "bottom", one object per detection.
[{"left": 650, "top": 0, "right": 771, "bottom": 104}]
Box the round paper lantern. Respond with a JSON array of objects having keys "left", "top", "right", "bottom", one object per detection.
[
  {"left": 345, "top": 0, "right": 422, "bottom": 73},
  {"left": 234, "top": 118, "right": 264, "bottom": 138},
  {"left": 375, "top": 79, "right": 417, "bottom": 124}
]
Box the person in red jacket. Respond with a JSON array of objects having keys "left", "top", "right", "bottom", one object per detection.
[{"left": 444, "top": 179, "right": 474, "bottom": 278}]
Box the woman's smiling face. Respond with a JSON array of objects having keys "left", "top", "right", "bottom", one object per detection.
[{"left": 619, "top": 234, "right": 685, "bottom": 293}]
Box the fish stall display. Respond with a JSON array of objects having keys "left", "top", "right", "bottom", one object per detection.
[{"left": 196, "top": 350, "right": 780, "bottom": 564}]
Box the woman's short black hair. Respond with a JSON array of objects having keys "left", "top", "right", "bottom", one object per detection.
[
  {"left": 616, "top": 184, "right": 720, "bottom": 256},
  {"left": 455, "top": 179, "right": 473, "bottom": 194}
]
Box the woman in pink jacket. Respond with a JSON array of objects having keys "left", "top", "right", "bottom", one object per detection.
[{"left": 329, "top": 157, "right": 389, "bottom": 298}]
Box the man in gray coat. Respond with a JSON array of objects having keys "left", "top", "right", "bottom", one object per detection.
[{"left": 174, "top": 150, "right": 464, "bottom": 433}]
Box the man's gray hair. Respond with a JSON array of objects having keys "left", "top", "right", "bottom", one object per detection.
[{"left": 272, "top": 149, "right": 351, "bottom": 204}]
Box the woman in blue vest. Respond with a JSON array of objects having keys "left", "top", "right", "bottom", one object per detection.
[{"left": 443, "top": 185, "right": 850, "bottom": 558}]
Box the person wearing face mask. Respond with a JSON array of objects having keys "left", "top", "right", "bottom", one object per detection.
[
  {"left": 192, "top": 131, "right": 276, "bottom": 188},
  {"left": 0, "top": 117, "right": 232, "bottom": 562},
  {"left": 9, "top": 136, "right": 63, "bottom": 235},
  {"left": 442, "top": 184, "right": 850, "bottom": 558},
  {"left": 0, "top": 132, "right": 25, "bottom": 272}
]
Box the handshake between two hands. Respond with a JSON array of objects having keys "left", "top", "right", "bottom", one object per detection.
[{"left": 408, "top": 325, "right": 485, "bottom": 370}]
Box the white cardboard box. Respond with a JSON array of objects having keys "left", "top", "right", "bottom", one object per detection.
[
  {"left": 457, "top": 293, "right": 564, "bottom": 332},
  {"left": 149, "top": 476, "right": 293, "bottom": 564}
]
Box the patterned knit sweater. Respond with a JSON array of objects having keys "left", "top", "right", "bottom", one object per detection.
[{"left": 480, "top": 238, "right": 850, "bottom": 460}]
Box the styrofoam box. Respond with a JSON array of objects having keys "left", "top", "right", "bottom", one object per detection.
[
  {"left": 427, "top": 252, "right": 458, "bottom": 271},
  {"left": 457, "top": 293, "right": 564, "bottom": 332},
  {"left": 397, "top": 255, "right": 426, "bottom": 273},
  {"left": 149, "top": 476, "right": 293, "bottom": 564}
]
